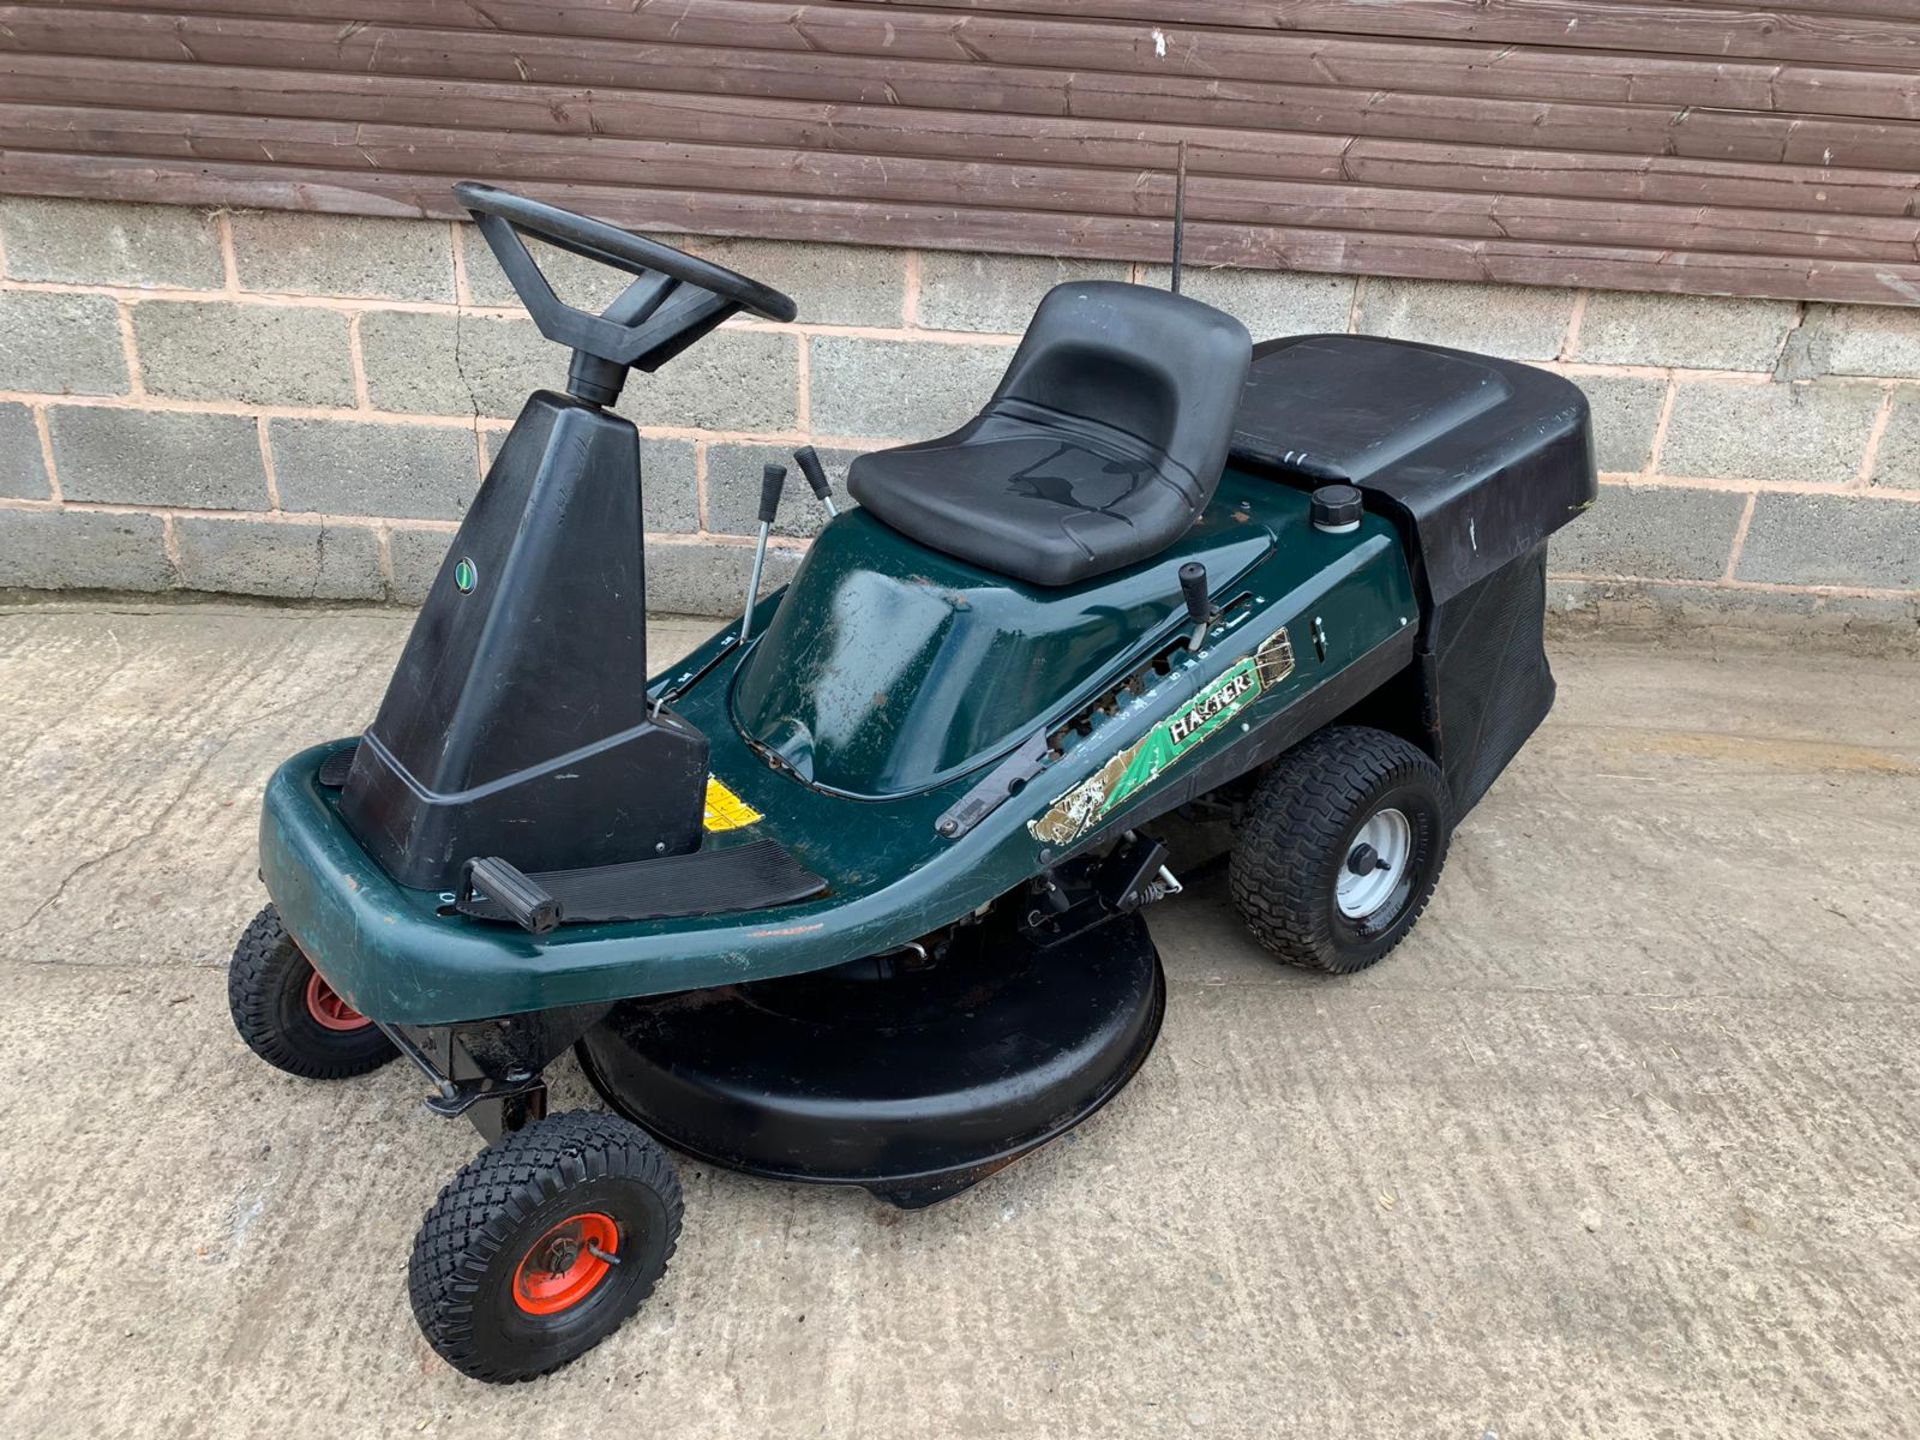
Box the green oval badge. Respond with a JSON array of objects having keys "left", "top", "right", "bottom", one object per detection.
[{"left": 453, "top": 557, "right": 477, "bottom": 594}]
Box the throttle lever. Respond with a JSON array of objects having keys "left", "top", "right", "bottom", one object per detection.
[{"left": 793, "top": 445, "right": 840, "bottom": 517}]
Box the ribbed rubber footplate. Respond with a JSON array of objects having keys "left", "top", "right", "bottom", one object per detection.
[
  {"left": 316, "top": 744, "right": 357, "bottom": 788},
  {"left": 457, "top": 837, "right": 827, "bottom": 925}
]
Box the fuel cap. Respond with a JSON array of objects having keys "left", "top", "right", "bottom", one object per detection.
[{"left": 1311, "top": 484, "right": 1363, "bottom": 534}]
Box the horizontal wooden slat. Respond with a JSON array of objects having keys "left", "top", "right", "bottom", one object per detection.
[
  {"left": 3, "top": 1, "right": 1917, "bottom": 306},
  {"left": 47, "top": 0, "right": 1920, "bottom": 62},
  {"left": 9, "top": 148, "right": 1918, "bottom": 308},
  {"left": 36, "top": 0, "right": 1920, "bottom": 121},
  {"left": 5, "top": 8, "right": 1918, "bottom": 171},
  {"left": 10, "top": 54, "right": 1916, "bottom": 222},
  {"left": 804, "top": 0, "right": 1920, "bottom": 67},
  {"left": 8, "top": 104, "right": 1916, "bottom": 266}
]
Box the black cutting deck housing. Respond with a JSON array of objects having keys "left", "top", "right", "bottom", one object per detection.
[{"left": 576, "top": 912, "right": 1166, "bottom": 1207}]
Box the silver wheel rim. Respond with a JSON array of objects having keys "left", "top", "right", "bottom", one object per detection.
[{"left": 1337, "top": 808, "right": 1411, "bottom": 919}]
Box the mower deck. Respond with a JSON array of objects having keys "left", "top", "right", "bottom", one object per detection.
[{"left": 576, "top": 912, "right": 1166, "bottom": 1207}]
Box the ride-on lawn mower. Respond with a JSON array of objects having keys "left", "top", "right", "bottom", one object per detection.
[{"left": 229, "top": 181, "right": 1595, "bottom": 1382}]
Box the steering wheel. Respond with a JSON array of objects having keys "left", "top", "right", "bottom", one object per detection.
[{"left": 453, "top": 182, "right": 797, "bottom": 396}]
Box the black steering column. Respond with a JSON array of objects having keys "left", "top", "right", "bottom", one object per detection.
[{"left": 338, "top": 184, "right": 798, "bottom": 891}]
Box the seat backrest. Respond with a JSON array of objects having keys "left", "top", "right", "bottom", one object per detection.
[{"left": 988, "top": 281, "right": 1251, "bottom": 500}]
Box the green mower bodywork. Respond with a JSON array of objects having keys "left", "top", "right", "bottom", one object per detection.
[{"left": 261, "top": 474, "right": 1416, "bottom": 1027}]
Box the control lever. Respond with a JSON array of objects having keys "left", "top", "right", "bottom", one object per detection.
[
  {"left": 738, "top": 462, "right": 786, "bottom": 644},
  {"left": 793, "top": 445, "right": 839, "bottom": 518},
  {"left": 1179, "top": 561, "right": 1214, "bottom": 650}
]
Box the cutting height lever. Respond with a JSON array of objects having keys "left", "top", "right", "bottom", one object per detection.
[
  {"left": 1179, "top": 561, "right": 1214, "bottom": 650},
  {"left": 739, "top": 462, "right": 786, "bottom": 645}
]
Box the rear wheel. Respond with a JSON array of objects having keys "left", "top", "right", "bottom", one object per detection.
[
  {"left": 1229, "top": 726, "right": 1450, "bottom": 974},
  {"left": 407, "top": 1111, "right": 682, "bottom": 1383},
  {"left": 227, "top": 905, "right": 397, "bottom": 1079}
]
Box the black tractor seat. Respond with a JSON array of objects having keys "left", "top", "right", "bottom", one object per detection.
[{"left": 847, "top": 282, "right": 1252, "bottom": 587}]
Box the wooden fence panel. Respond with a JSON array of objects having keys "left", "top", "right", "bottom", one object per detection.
[{"left": 1, "top": 0, "right": 1915, "bottom": 303}]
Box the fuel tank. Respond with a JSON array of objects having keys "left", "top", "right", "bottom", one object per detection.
[{"left": 731, "top": 506, "right": 1272, "bottom": 797}]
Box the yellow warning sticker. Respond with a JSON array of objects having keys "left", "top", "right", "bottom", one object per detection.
[{"left": 703, "top": 776, "right": 763, "bottom": 832}]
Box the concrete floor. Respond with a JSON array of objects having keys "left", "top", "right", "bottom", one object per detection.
[{"left": 0, "top": 600, "right": 1916, "bottom": 1439}]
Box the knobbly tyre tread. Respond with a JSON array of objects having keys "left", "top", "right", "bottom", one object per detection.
[
  {"left": 1228, "top": 725, "right": 1449, "bottom": 974},
  {"left": 227, "top": 904, "right": 397, "bottom": 1078},
  {"left": 408, "top": 1110, "right": 683, "bottom": 1383}
]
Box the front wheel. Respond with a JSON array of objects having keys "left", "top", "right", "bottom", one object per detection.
[
  {"left": 227, "top": 905, "right": 397, "bottom": 1079},
  {"left": 1229, "top": 726, "right": 1450, "bottom": 974},
  {"left": 408, "top": 1111, "right": 683, "bottom": 1383}
]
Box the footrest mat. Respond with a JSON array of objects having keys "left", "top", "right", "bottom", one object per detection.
[{"left": 456, "top": 837, "right": 827, "bottom": 926}]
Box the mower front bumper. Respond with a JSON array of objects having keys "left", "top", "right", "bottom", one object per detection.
[{"left": 259, "top": 740, "right": 1018, "bottom": 1028}]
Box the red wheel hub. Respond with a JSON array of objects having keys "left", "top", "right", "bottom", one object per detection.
[
  {"left": 513, "top": 1213, "right": 621, "bottom": 1316},
  {"left": 304, "top": 970, "right": 372, "bottom": 1032}
]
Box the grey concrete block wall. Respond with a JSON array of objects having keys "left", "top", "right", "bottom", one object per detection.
[
  {"left": 1658, "top": 380, "right": 1885, "bottom": 486},
  {"left": 809, "top": 337, "right": 1010, "bottom": 438},
  {"left": 1736, "top": 495, "right": 1920, "bottom": 591},
  {"left": 1355, "top": 280, "right": 1576, "bottom": 361},
  {"left": 1, "top": 195, "right": 1917, "bottom": 644},
  {"left": 229, "top": 212, "right": 456, "bottom": 302},
  {"left": 1572, "top": 293, "right": 1797, "bottom": 372},
  {"left": 49, "top": 408, "right": 267, "bottom": 510},
  {"left": 0, "top": 508, "right": 171, "bottom": 590},
  {"left": 269, "top": 419, "right": 478, "bottom": 520},
  {"left": 1574, "top": 374, "right": 1667, "bottom": 475},
  {"left": 386, "top": 526, "right": 455, "bottom": 605},
  {"left": 174, "top": 516, "right": 385, "bottom": 601},
  {"left": 1139, "top": 265, "right": 1355, "bottom": 338},
  {"left": 0, "top": 197, "right": 222, "bottom": 289},
  {"left": 0, "top": 291, "right": 129, "bottom": 395},
  {"left": 0, "top": 403, "right": 49, "bottom": 499},
  {"left": 360, "top": 311, "right": 559, "bottom": 418},
  {"left": 1549, "top": 485, "right": 1749, "bottom": 582},
  {"left": 690, "top": 238, "right": 908, "bottom": 328},
  {"left": 622, "top": 328, "right": 801, "bottom": 434},
  {"left": 1785, "top": 305, "right": 1920, "bottom": 381},
  {"left": 462, "top": 230, "right": 643, "bottom": 314},
  {"left": 133, "top": 301, "right": 355, "bottom": 407},
  {"left": 1872, "top": 392, "right": 1920, "bottom": 490},
  {"left": 918, "top": 253, "right": 1131, "bottom": 333}
]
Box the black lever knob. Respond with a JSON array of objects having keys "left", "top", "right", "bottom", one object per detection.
[
  {"left": 1178, "top": 561, "right": 1213, "bottom": 650},
  {"left": 793, "top": 446, "right": 832, "bottom": 502},
  {"left": 1179, "top": 562, "right": 1210, "bottom": 626},
  {"left": 758, "top": 462, "right": 788, "bottom": 526}
]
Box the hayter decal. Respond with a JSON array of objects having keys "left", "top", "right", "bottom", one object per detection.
[
  {"left": 1029, "top": 627, "right": 1295, "bottom": 846},
  {"left": 1168, "top": 668, "right": 1254, "bottom": 744}
]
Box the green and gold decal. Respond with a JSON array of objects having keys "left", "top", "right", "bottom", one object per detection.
[{"left": 1029, "top": 627, "right": 1294, "bottom": 846}]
